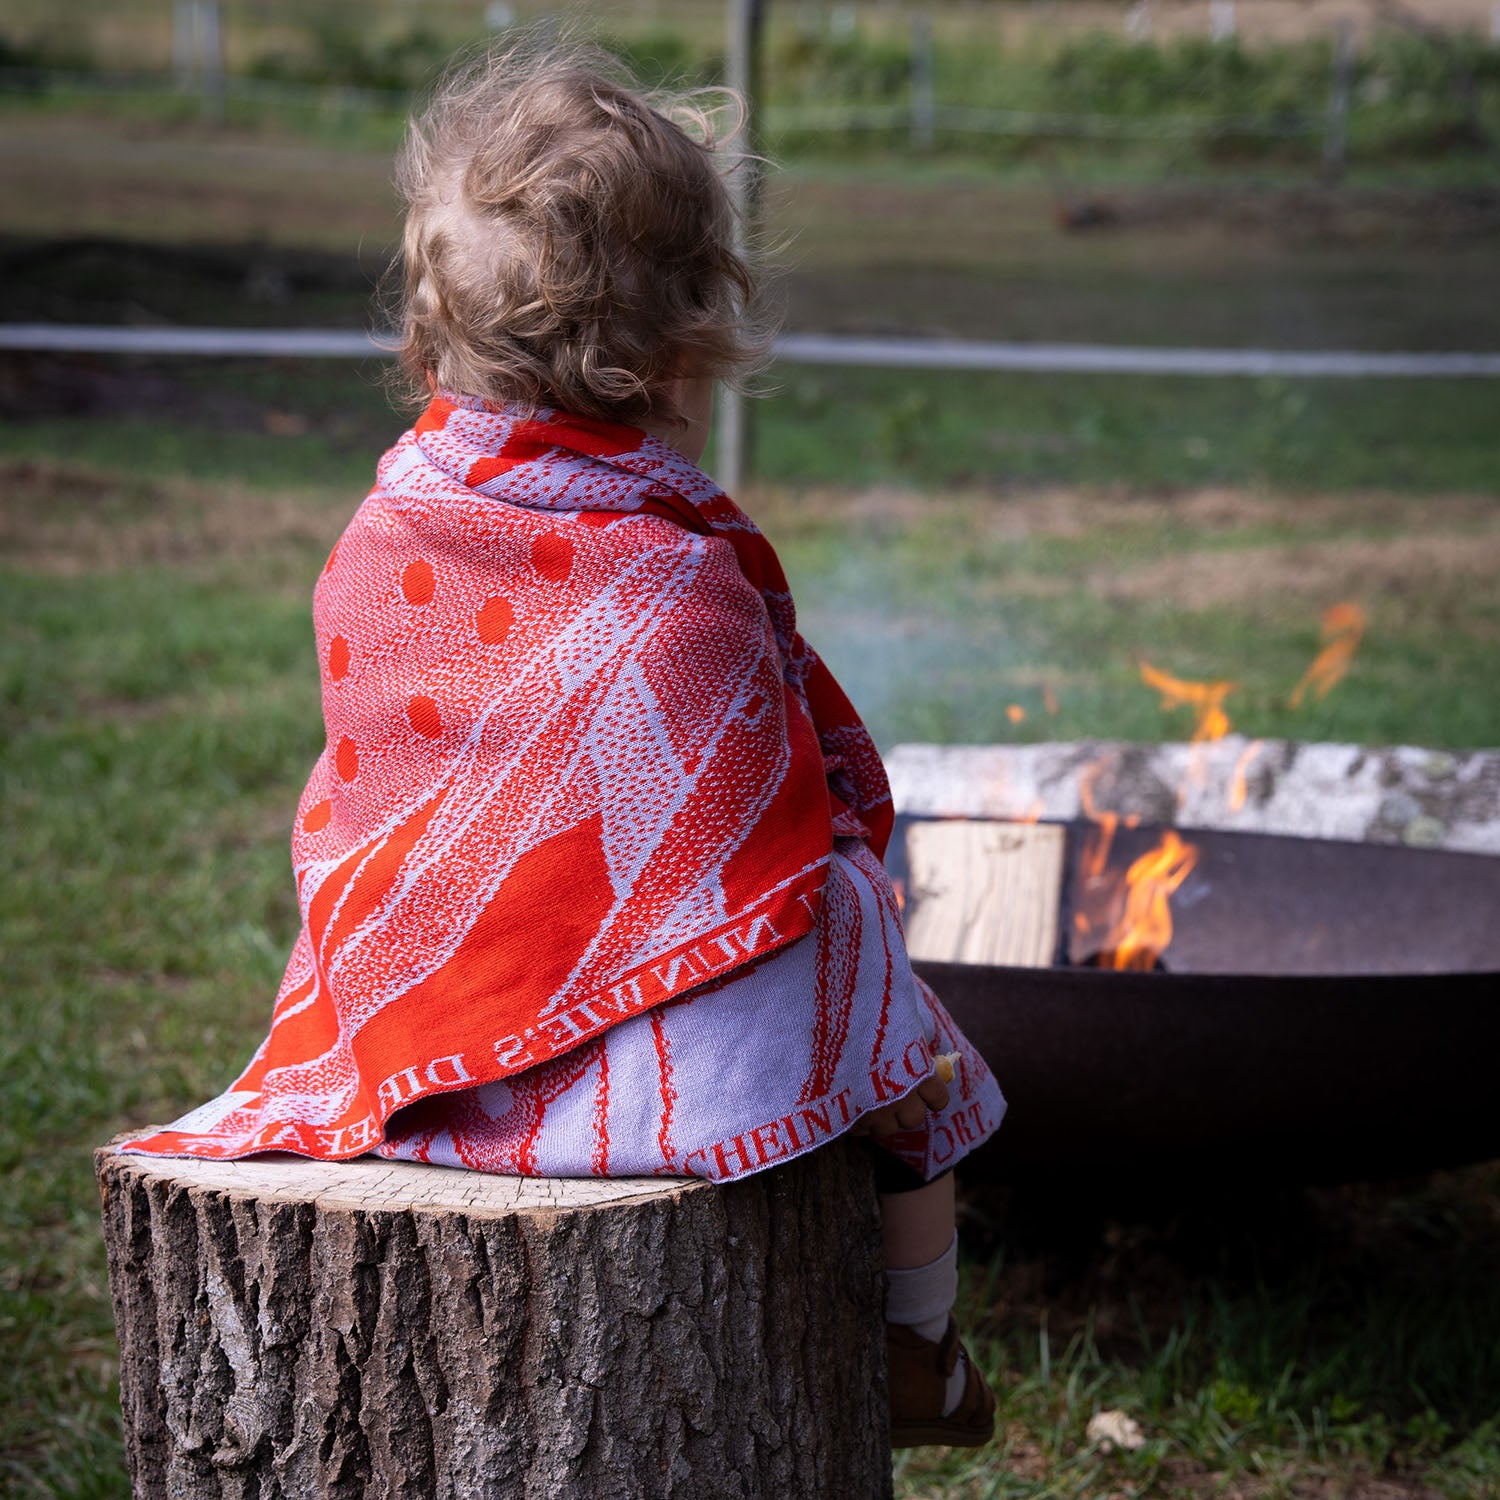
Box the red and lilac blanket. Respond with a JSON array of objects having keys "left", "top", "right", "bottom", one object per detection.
[{"left": 121, "top": 396, "right": 1004, "bottom": 1180}]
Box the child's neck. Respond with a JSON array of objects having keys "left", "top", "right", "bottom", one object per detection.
[{"left": 637, "top": 376, "right": 713, "bottom": 467}]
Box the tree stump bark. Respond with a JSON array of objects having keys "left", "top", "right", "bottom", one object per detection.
[{"left": 96, "top": 1138, "right": 891, "bottom": 1500}]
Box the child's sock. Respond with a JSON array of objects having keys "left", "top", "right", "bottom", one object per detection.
[{"left": 885, "top": 1231, "right": 968, "bottom": 1416}]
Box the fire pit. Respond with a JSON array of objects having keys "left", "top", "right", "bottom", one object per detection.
[{"left": 886, "top": 739, "right": 1500, "bottom": 1184}]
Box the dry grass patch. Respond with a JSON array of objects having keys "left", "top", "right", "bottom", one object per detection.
[
  {"left": 978, "top": 485, "right": 1498, "bottom": 545},
  {"left": 751, "top": 479, "right": 1498, "bottom": 545},
  {"left": 1094, "top": 528, "right": 1500, "bottom": 610},
  {"left": 0, "top": 456, "right": 349, "bottom": 576}
]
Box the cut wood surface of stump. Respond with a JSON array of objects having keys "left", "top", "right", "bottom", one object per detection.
[{"left": 97, "top": 1138, "right": 891, "bottom": 1500}]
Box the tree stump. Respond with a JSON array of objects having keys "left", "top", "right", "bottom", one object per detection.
[{"left": 96, "top": 1138, "right": 891, "bottom": 1500}]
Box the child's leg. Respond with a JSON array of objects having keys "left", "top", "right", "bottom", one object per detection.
[
  {"left": 880, "top": 1175, "right": 958, "bottom": 1350},
  {"left": 879, "top": 1172, "right": 955, "bottom": 1269},
  {"left": 872, "top": 1159, "right": 995, "bottom": 1447}
]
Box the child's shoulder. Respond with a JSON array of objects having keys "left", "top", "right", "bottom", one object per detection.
[{"left": 323, "top": 459, "right": 766, "bottom": 647}]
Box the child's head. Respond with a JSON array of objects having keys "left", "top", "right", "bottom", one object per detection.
[{"left": 395, "top": 39, "right": 766, "bottom": 431}]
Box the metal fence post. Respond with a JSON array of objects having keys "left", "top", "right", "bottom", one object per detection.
[
  {"left": 173, "top": 0, "right": 225, "bottom": 121},
  {"left": 718, "top": 0, "right": 764, "bottom": 497},
  {"left": 198, "top": 0, "right": 225, "bottom": 123},
  {"left": 1323, "top": 20, "right": 1355, "bottom": 183},
  {"left": 172, "top": 0, "right": 197, "bottom": 89},
  {"left": 910, "top": 12, "right": 935, "bottom": 152}
]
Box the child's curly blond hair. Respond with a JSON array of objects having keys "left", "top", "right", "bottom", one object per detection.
[{"left": 395, "top": 38, "right": 769, "bottom": 427}]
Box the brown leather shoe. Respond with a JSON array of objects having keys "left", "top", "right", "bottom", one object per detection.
[{"left": 887, "top": 1317, "right": 997, "bottom": 1448}]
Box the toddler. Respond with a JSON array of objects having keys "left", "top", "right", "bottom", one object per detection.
[{"left": 123, "top": 38, "right": 1005, "bottom": 1448}]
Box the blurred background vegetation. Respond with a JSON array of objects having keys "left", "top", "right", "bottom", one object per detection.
[{"left": 4, "top": 0, "right": 1500, "bottom": 169}]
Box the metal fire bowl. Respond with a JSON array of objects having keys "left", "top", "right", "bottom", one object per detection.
[
  {"left": 920, "top": 960, "right": 1499, "bottom": 1184},
  {"left": 895, "top": 820, "right": 1500, "bottom": 1184}
]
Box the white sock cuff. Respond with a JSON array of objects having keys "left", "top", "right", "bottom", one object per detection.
[{"left": 884, "top": 1231, "right": 959, "bottom": 1332}]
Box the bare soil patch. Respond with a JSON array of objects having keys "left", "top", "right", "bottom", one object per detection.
[
  {"left": 0, "top": 115, "right": 399, "bottom": 250},
  {"left": 0, "top": 348, "right": 404, "bottom": 471},
  {"left": 0, "top": 235, "right": 384, "bottom": 329},
  {"left": 775, "top": 179, "right": 1500, "bottom": 346}
]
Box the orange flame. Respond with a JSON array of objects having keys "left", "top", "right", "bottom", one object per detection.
[
  {"left": 1075, "top": 760, "right": 1198, "bottom": 970},
  {"left": 1290, "top": 602, "right": 1366, "bottom": 708},
  {"left": 1095, "top": 831, "right": 1199, "bottom": 970},
  {"left": 1006, "top": 703, "right": 1026, "bottom": 724},
  {"left": 1077, "top": 762, "right": 1118, "bottom": 883},
  {"left": 1228, "top": 738, "right": 1266, "bottom": 813},
  {"left": 1139, "top": 660, "right": 1235, "bottom": 743}
]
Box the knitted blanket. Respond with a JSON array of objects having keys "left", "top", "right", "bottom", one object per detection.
[{"left": 122, "top": 395, "right": 921, "bottom": 1165}]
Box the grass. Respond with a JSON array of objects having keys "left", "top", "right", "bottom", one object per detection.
[
  {"left": 5, "top": 355, "right": 1500, "bottom": 748},
  {"left": 7, "top": 349, "right": 1500, "bottom": 494},
  {"left": 1, "top": 498, "right": 325, "bottom": 1498},
  {"left": 898, "top": 1171, "right": 1500, "bottom": 1498},
  {"left": 2, "top": 381, "right": 1499, "bottom": 1495},
  {"left": 755, "top": 366, "right": 1500, "bottom": 493}
]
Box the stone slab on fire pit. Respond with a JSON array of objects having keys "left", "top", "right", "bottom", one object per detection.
[{"left": 886, "top": 736, "right": 1500, "bottom": 855}]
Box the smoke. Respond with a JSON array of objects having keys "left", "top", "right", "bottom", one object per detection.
[{"left": 787, "top": 535, "right": 1037, "bottom": 753}]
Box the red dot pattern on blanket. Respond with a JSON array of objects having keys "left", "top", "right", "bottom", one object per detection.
[
  {"left": 302, "top": 799, "right": 331, "bottom": 833},
  {"left": 336, "top": 736, "right": 360, "bottom": 782},
  {"left": 402, "top": 559, "right": 435, "bottom": 605},
  {"left": 407, "top": 695, "right": 442, "bottom": 739},
  {"left": 531, "top": 533, "right": 572, "bottom": 582},
  {"left": 327, "top": 635, "right": 350, "bottom": 682},
  {"left": 476, "top": 596, "right": 512, "bottom": 645}
]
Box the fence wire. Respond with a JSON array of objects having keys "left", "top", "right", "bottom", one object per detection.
[{"left": 4, "top": 323, "right": 1498, "bottom": 377}]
